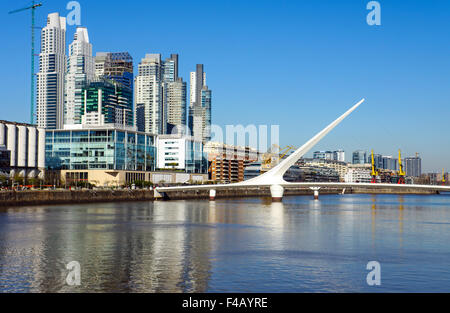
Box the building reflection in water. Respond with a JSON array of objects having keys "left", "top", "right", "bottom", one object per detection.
[
  {"left": 398, "top": 195, "right": 404, "bottom": 248},
  {"left": 371, "top": 195, "right": 377, "bottom": 244},
  {"left": 0, "top": 202, "right": 214, "bottom": 293},
  {"left": 0, "top": 194, "right": 441, "bottom": 293}
]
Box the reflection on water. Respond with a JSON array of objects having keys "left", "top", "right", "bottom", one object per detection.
[{"left": 1, "top": 194, "right": 450, "bottom": 293}]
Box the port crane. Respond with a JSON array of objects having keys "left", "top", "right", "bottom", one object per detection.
[
  {"left": 262, "top": 145, "right": 296, "bottom": 171},
  {"left": 397, "top": 149, "right": 406, "bottom": 184},
  {"left": 9, "top": 1, "right": 43, "bottom": 124},
  {"left": 370, "top": 150, "right": 379, "bottom": 183}
]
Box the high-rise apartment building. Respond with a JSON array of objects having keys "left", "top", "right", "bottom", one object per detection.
[
  {"left": 95, "top": 52, "right": 133, "bottom": 89},
  {"left": 404, "top": 155, "right": 422, "bottom": 177},
  {"left": 189, "top": 64, "right": 212, "bottom": 143},
  {"left": 165, "top": 80, "right": 187, "bottom": 133},
  {"left": 135, "top": 54, "right": 164, "bottom": 134},
  {"left": 64, "top": 27, "right": 94, "bottom": 126},
  {"left": 163, "top": 54, "right": 186, "bottom": 134},
  {"left": 36, "top": 13, "right": 66, "bottom": 129},
  {"left": 381, "top": 155, "right": 398, "bottom": 171},
  {"left": 313, "top": 150, "right": 345, "bottom": 162},
  {"left": 163, "top": 54, "right": 179, "bottom": 82},
  {"left": 352, "top": 150, "right": 367, "bottom": 164}
]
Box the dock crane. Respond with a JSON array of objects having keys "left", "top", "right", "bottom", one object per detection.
[
  {"left": 397, "top": 149, "right": 406, "bottom": 184},
  {"left": 262, "top": 145, "right": 296, "bottom": 171},
  {"left": 370, "top": 150, "right": 379, "bottom": 183},
  {"left": 9, "top": 1, "right": 43, "bottom": 124}
]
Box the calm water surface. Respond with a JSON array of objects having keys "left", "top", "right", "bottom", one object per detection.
[{"left": 1, "top": 194, "right": 450, "bottom": 293}]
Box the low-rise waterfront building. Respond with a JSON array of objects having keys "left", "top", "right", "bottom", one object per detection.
[
  {"left": 45, "top": 127, "right": 156, "bottom": 186},
  {"left": 300, "top": 158, "right": 348, "bottom": 181},
  {"left": 344, "top": 164, "right": 372, "bottom": 183},
  {"left": 206, "top": 142, "right": 259, "bottom": 183},
  {"left": 243, "top": 161, "right": 339, "bottom": 182},
  {"left": 295, "top": 165, "right": 340, "bottom": 182},
  {"left": 0, "top": 120, "right": 45, "bottom": 178}
]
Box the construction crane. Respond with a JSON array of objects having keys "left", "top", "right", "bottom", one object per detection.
[
  {"left": 370, "top": 150, "right": 379, "bottom": 183},
  {"left": 397, "top": 149, "right": 406, "bottom": 184},
  {"left": 9, "top": 1, "right": 43, "bottom": 124},
  {"left": 262, "top": 145, "right": 296, "bottom": 171}
]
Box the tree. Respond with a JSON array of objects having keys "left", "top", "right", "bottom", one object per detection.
[{"left": 0, "top": 175, "right": 8, "bottom": 187}]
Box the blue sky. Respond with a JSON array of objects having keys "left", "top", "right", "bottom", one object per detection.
[{"left": 1, "top": 0, "right": 449, "bottom": 172}]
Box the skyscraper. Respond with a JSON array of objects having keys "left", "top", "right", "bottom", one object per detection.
[
  {"left": 313, "top": 150, "right": 345, "bottom": 162},
  {"left": 381, "top": 155, "right": 398, "bottom": 171},
  {"left": 64, "top": 27, "right": 94, "bottom": 126},
  {"left": 163, "top": 54, "right": 178, "bottom": 82},
  {"left": 352, "top": 150, "right": 367, "bottom": 164},
  {"left": 135, "top": 54, "right": 164, "bottom": 134},
  {"left": 36, "top": 13, "right": 66, "bottom": 129},
  {"left": 95, "top": 52, "right": 133, "bottom": 89},
  {"left": 165, "top": 80, "right": 187, "bottom": 133},
  {"left": 189, "top": 64, "right": 212, "bottom": 143},
  {"left": 404, "top": 155, "right": 422, "bottom": 177},
  {"left": 163, "top": 54, "right": 186, "bottom": 134}
]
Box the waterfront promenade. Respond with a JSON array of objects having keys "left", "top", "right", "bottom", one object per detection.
[{"left": 0, "top": 184, "right": 447, "bottom": 207}]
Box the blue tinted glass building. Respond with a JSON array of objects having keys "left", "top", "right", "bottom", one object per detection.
[{"left": 45, "top": 128, "right": 156, "bottom": 186}]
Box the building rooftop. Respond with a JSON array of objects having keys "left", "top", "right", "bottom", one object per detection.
[{"left": 0, "top": 120, "right": 37, "bottom": 128}]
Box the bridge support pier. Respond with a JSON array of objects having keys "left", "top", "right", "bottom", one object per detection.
[
  {"left": 209, "top": 189, "right": 216, "bottom": 201},
  {"left": 154, "top": 189, "right": 164, "bottom": 201},
  {"left": 310, "top": 187, "right": 321, "bottom": 200},
  {"left": 270, "top": 185, "right": 284, "bottom": 202}
]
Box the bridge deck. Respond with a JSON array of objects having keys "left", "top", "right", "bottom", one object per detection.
[{"left": 156, "top": 182, "right": 450, "bottom": 193}]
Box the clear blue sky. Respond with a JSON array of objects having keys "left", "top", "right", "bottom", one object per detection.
[{"left": 1, "top": 0, "right": 449, "bottom": 172}]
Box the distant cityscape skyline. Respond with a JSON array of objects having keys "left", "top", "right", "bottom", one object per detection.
[
  {"left": 2, "top": 0, "right": 450, "bottom": 172},
  {"left": 33, "top": 10, "right": 211, "bottom": 142}
]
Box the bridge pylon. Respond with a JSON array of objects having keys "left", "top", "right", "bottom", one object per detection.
[{"left": 270, "top": 185, "right": 284, "bottom": 202}]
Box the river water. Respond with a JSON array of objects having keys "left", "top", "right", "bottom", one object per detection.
[{"left": 0, "top": 194, "right": 449, "bottom": 293}]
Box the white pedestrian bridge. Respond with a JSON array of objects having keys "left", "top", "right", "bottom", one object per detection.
[{"left": 156, "top": 99, "right": 450, "bottom": 201}]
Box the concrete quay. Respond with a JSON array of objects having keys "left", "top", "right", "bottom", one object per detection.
[{"left": 0, "top": 185, "right": 440, "bottom": 207}]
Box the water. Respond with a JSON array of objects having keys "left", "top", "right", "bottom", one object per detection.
[{"left": 1, "top": 194, "right": 450, "bottom": 293}]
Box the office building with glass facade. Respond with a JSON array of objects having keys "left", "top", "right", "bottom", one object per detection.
[
  {"left": 45, "top": 128, "right": 156, "bottom": 186},
  {"left": 80, "top": 78, "right": 134, "bottom": 129}
]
